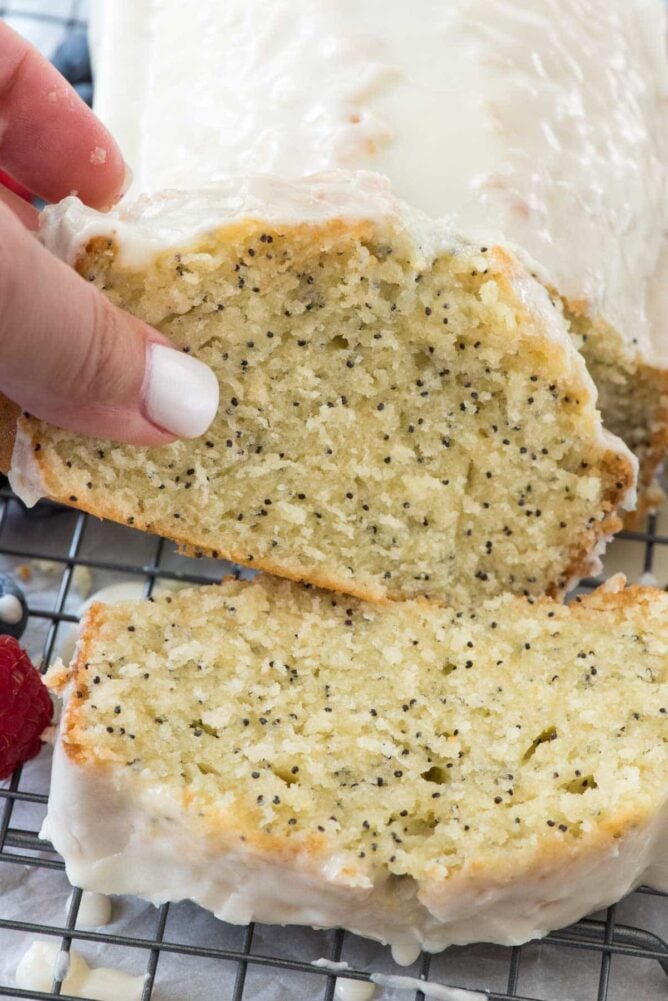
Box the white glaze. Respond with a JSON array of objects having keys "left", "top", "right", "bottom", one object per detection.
[
  {"left": 312, "top": 961, "right": 377, "bottom": 1000},
  {"left": 8, "top": 421, "right": 45, "bottom": 508},
  {"left": 54, "top": 949, "right": 69, "bottom": 983},
  {"left": 312, "top": 959, "right": 351, "bottom": 972},
  {"left": 67, "top": 889, "right": 112, "bottom": 928},
  {"left": 312, "top": 958, "right": 476, "bottom": 1000},
  {"left": 596, "top": 573, "right": 628, "bottom": 596},
  {"left": 390, "top": 940, "right": 422, "bottom": 967},
  {"left": 336, "top": 978, "right": 376, "bottom": 1001},
  {"left": 82, "top": 580, "right": 183, "bottom": 605},
  {"left": 41, "top": 717, "right": 668, "bottom": 957},
  {"left": 89, "top": 0, "right": 668, "bottom": 367},
  {"left": 39, "top": 170, "right": 418, "bottom": 269},
  {"left": 15, "top": 942, "right": 143, "bottom": 1001},
  {"left": 0, "top": 594, "right": 23, "bottom": 625},
  {"left": 370, "top": 975, "right": 485, "bottom": 1001}
]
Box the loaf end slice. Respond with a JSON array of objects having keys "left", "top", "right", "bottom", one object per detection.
[{"left": 566, "top": 304, "right": 668, "bottom": 527}]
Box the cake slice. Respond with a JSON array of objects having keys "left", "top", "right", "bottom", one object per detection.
[
  {"left": 43, "top": 574, "right": 668, "bottom": 956},
  {"left": 89, "top": 0, "right": 668, "bottom": 517},
  {"left": 3, "top": 173, "right": 635, "bottom": 605}
]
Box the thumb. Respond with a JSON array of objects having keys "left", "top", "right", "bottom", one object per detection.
[{"left": 0, "top": 204, "right": 219, "bottom": 446}]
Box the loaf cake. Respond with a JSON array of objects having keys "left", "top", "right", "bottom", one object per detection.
[
  {"left": 43, "top": 574, "right": 668, "bottom": 955},
  {"left": 4, "top": 174, "right": 635, "bottom": 605},
  {"left": 90, "top": 0, "right": 668, "bottom": 516}
]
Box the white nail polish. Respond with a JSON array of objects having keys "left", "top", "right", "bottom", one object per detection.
[{"left": 144, "top": 344, "right": 219, "bottom": 438}]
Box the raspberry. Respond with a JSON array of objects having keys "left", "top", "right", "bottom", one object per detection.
[{"left": 0, "top": 637, "right": 52, "bottom": 780}]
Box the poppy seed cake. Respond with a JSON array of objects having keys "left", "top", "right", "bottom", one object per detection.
[
  {"left": 90, "top": 0, "right": 668, "bottom": 517},
  {"left": 43, "top": 574, "right": 668, "bottom": 955},
  {"left": 5, "top": 174, "right": 635, "bottom": 605}
]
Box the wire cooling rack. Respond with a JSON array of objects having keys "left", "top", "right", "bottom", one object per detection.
[
  {"left": 1, "top": 484, "right": 667, "bottom": 1001},
  {"left": 0, "top": 2, "right": 667, "bottom": 999}
]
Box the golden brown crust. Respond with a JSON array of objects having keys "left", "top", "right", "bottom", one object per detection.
[
  {"left": 555, "top": 294, "right": 668, "bottom": 526},
  {"left": 57, "top": 602, "right": 106, "bottom": 766},
  {"left": 623, "top": 364, "right": 668, "bottom": 527},
  {"left": 555, "top": 449, "right": 632, "bottom": 595},
  {"left": 569, "top": 579, "right": 667, "bottom": 614},
  {"left": 0, "top": 393, "right": 20, "bottom": 475},
  {"left": 43, "top": 660, "right": 70, "bottom": 694}
]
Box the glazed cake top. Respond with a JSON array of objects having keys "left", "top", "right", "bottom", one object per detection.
[{"left": 89, "top": 0, "right": 668, "bottom": 366}]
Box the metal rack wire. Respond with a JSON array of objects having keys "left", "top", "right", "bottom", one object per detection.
[
  {"left": 1, "top": 482, "right": 667, "bottom": 1001},
  {"left": 0, "top": 3, "right": 666, "bottom": 999}
]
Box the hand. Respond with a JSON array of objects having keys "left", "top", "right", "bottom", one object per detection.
[{"left": 0, "top": 21, "right": 219, "bottom": 445}]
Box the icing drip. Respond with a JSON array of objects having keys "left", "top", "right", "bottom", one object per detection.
[
  {"left": 15, "top": 942, "right": 144, "bottom": 1001},
  {"left": 312, "top": 960, "right": 376, "bottom": 1001},
  {"left": 336, "top": 979, "right": 376, "bottom": 1001},
  {"left": 390, "top": 940, "right": 422, "bottom": 967},
  {"left": 370, "top": 974, "right": 486, "bottom": 1000},
  {"left": 7, "top": 422, "right": 45, "bottom": 509},
  {"left": 67, "top": 889, "right": 113, "bottom": 928},
  {"left": 312, "top": 959, "right": 352, "bottom": 972}
]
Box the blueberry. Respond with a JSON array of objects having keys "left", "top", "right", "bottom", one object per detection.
[
  {"left": 74, "top": 82, "right": 94, "bottom": 108},
  {"left": 51, "top": 32, "right": 91, "bottom": 86},
  {"left": 0, "top": 575, "right": 28, "bottom": 640}
]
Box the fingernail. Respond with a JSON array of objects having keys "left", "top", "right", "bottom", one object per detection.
[{"left": 143, "top": 344, "right": 219, "bottom": 438}]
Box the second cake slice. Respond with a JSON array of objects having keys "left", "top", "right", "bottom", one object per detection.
[{"left": 44, "top": 574, "right": 668, "bottom": 957}]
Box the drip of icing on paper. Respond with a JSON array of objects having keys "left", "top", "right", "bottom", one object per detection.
[
  {"left": 370, "top": 973, "right": 487, "bottom": 1000},
  {"left": 67, "top": 889, "right": 112, "bottom": 927},
  {"left": 312, "top": 960, "right": 375, "bottom": 1000},
  {"left": 390, "top": 940, "right": 421, "bottom": 966},
  {"left": 15, "top": 942, "right": 144, "bottom": 1001},
  {"left": 335, "top": 977, "right": 376, "bottom": 1000},
  {"left": 312, "top": 958, "right": 352, "bottom": 971}
]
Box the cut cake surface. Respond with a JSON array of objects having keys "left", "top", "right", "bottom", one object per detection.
[{"left": 43, "top": 574, "right": 668, "bottom": 954}]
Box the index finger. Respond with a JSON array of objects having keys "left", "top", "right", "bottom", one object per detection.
[{"left": 0, "top": 20, "right": 127, "bottom": 209}]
